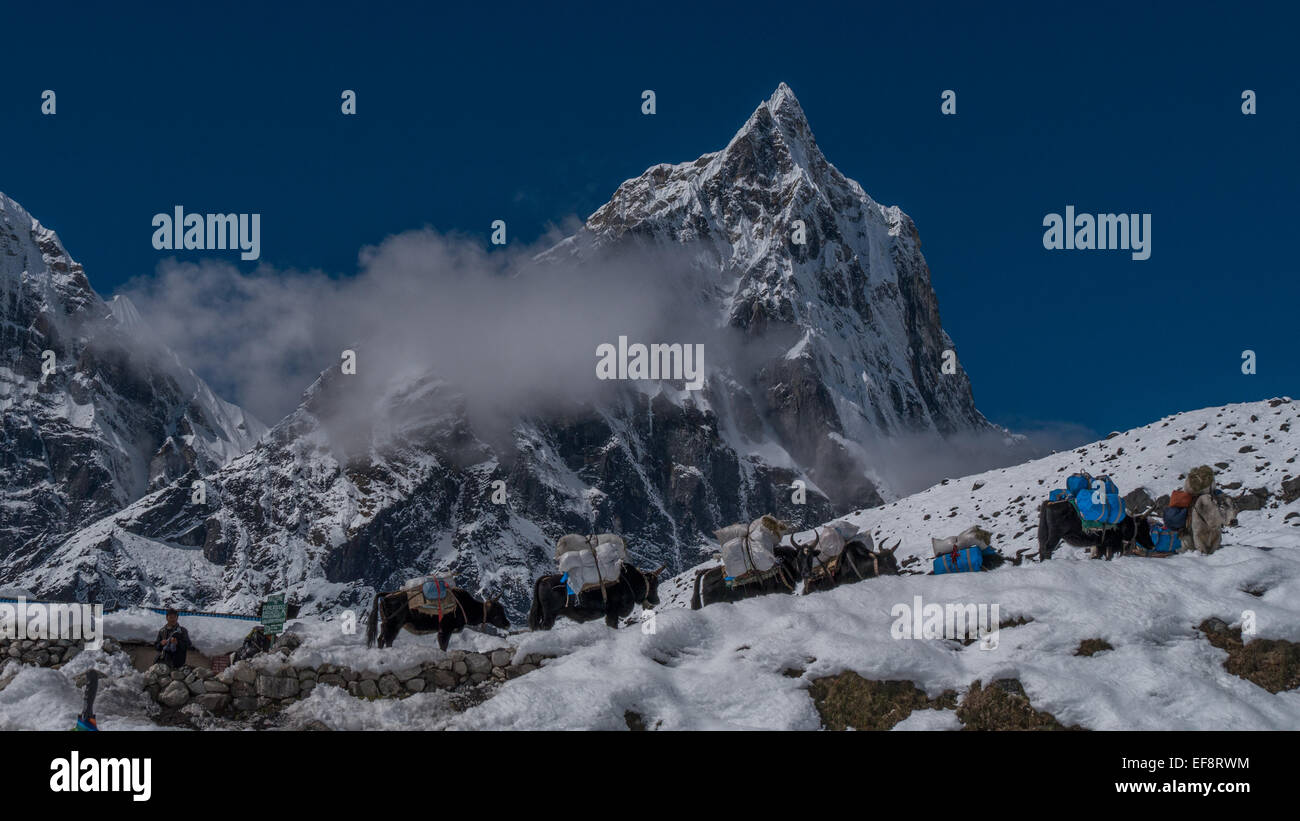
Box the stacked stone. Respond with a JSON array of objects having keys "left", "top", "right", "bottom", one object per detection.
[
  {"left": 0, "top": 636, "right": 120, "bottom": 671},
  {"left": 141, "top": 647, "right": 549, "bottom": 715}
]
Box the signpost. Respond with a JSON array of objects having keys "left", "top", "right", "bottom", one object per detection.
[{"left": 260, "top": 593, "right": 287, "bottom": 636}]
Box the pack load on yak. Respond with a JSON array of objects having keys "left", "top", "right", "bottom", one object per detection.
[
  {"left": 555, "top": 534, "right": 628, "bottom": 598},
  {"left": 403, "top": 573, "right": 459, "bottom": 618},
  {"left": 1146, "top": 521, "right": 1181, "bottom": 554},
  {"left": 805, "top": 520, "right": 868, "bottom": 579},
  {"left": 716, "top": 515, "right": 786, "bottom": 585},
  {"left": 1047, "top": 473, "right": 1127, "bottom": 529},
  {"left": 1163, "top": 464, "right": 1229, "bottom": 555},
  {"left": 931, "top": 526, "right": 997, "bottom": 574}
]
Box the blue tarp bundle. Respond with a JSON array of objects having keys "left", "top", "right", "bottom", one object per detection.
[
  {"left": 1050, "top": 474, "right": 1127, "bottom": 526},
  {"left": 1147, "top": 522, "right": 1181, "bottom": 553},
  {"left": 933, "top": 546, "right": 998, "bottom": 574}
]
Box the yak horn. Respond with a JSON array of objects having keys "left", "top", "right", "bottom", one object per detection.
[
  {"left": 885, "top": 539, "right": 901, "bottom": 555},
  {"left": 652, "top": 564, "right": 667, "bottom": 577}
]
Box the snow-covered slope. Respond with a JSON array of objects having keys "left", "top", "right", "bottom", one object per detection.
[
  {"left": 0, "top": 192, "right": 266, "bottom": 579},
  {"left": 3, "top": 402, "right": 1294, "bottom": 731},
  {"left": 841, "top": 396, "right": 1299, "bottom": 565},
  {"left": 284, "top": 398, "right": 1298, "bottom": 730}
]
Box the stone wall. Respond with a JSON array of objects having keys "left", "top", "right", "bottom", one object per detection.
[
  {"left": 142, "top": 646, "right": 548, "bottom": 716},
  {"left": 0, "top": 636, "right": 122, "bottom": 669}
]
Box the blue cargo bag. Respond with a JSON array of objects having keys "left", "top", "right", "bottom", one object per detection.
[
  {"left": 933, "top": 546, "right": 998, "bottom": 574},
  {"left": 1147, "top": 522, "right": 1181, "bottom": 554},
  {"left": 1074, "top": 476, "right": 1126, "bottom": 525},
  {"left": 1163, "top": 505, "right": 1189, "bottom": 531}
]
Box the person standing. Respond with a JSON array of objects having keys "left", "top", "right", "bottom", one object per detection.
[{"left": 154, "top": 608, "right": 194, "bottom": 668}]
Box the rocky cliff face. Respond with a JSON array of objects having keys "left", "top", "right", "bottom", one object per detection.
[
  {"left": 0, "top": 192, "right": 266, "bottom": 578},
  {"left": 10, "top": 85, "right": 1012, "bottom": 618}
]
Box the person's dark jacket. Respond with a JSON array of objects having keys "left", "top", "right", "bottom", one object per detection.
[{"left": 155, "top": 624, "right": 194, "bottom": 668}]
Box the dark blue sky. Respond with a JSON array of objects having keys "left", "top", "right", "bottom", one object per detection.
[{"left": 3, "top": 1, "right": 1295, "bottom": 437}]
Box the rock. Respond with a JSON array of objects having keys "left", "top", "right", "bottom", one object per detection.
[
  {"left": 297, "top": 668, "right": 317, "bottom": 681},
  {"left": 203, "top": 680, "right": 230, "bottom": 694},
  {"left": 468, "top": 672, "right": 487, "bottom": 685},
  {"left": 406, "top": 678, "right": 426, "bottom": 693},
  {"left": 465, "top": 653, "right": 491, "bottom": 675},
  {"left": 255, "top": 675, "right": 300, "bottom": 700},
  {"left": 147, "top": 662, "right": 171, "bottom": 679},
  {"left": 431, "top": 670, "right": 458, "bottom": 689},
  {"left": 231, "top": 663, "right": 257, "bottom": 684},
  {"left": 360, "top": 670, "right": 380, "bottom": 681},
  {"left": 299, "top": 680, "right": 316, "bottom": 695},
  {"left": 377, "top": 675, "right": 401, "bottom": 697},
  {"left": 452, "top": 661, "right": 468, "bottom": 676},
  {"left": 231, "top": 696, "right": 258, "bottom": 712},
  {"left": 317, "top": 673, "right": 345, "bottom": 688},
  {"left": 197, "top": 693, "right": 231, "bottom": 714},
  {"left": 490, "top": 649, "right": 512, "bottom": 667},
  {"left": 1123, "top": 487, "right": 1155, "bottom": 514},
  {"left": 158, "top": 680, "right": 191, "bottom": 708},
  {"left": 231, "top": 680, "right": 254, "bottom": 697},
  {"left": 1234, "top": 489, "right": 1269, "bottom": 511},
  {"left": 357, "top": 679, "right": 380, "bottom": 699},
  {"left": 186, "top": 679, "right": 205, "bottom": 696},
  {"left": 170, "top": 670, "right": 187, "bottom": 682},
  {"left": 1282, "top": 476, "right": 1300, "bottom": 504},
  {"left": 272, "top": 633, "right": 303, "bottom": 653},
  {"left": 504, "top": 666, "right": 526, "bottom": 680},
  {"left": 394, "top": 666, "right": 422, "bottom": 682}
]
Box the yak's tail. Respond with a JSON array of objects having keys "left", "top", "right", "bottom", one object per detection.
[
  {"left": 365, "top": 593, "right": 381, "bottom": 647},
  {"left": 527, "top": 578, "right": 544, "bottom": 631}
]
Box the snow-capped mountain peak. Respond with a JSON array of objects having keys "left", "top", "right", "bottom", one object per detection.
[{"left": 0, "top": 191, "right": 265, "bottom": 567}]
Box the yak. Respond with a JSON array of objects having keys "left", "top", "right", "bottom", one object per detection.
[
  {"left": 1037, "top": 498, "right": 1154, "bottom": 561},
  {"left": 802, "top": 528, "right": 902, "bottom": 594},
  {"left": 527, "top": 563, "right": 662, "bottom": 630},
  {"left": 690, "top": 518, "right": 813, "bottom": 609},
  {"left": 365, "top": 587, "right": 510, "bottom": 650}
]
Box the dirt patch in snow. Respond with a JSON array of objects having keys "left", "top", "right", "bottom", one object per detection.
[
  {"left": 809, "top": 671, "right": 957, "bottom": 730},
  {"left": 956, "top": 679, "right": 1083, "bottom": 731},
  {"left": 1075, "top": 638, "right": 1114, "bottom": 657},
  {"left": 1199, "top": 618, "right": 1300, "bottom": 694}
]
